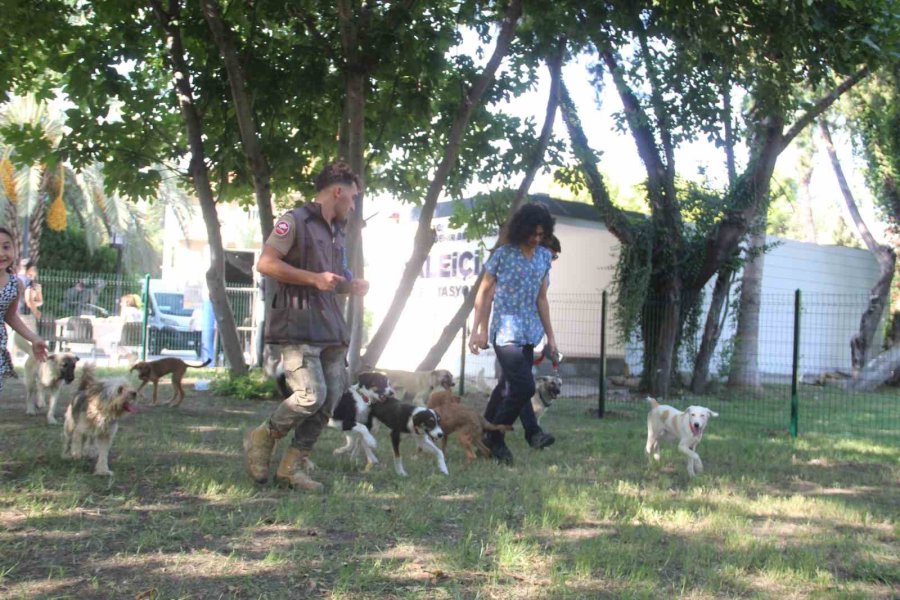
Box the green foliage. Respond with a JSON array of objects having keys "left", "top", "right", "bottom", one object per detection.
[
  {"left": 39, "top": 226, "right": 118, "bottom": 274},
  {"left": 447, "top": 189, "right": 512, "bottom": 247},
  {"left": 847, "top": 64, "right": 900, "bottom": 231},
  {"left": 211, "top": 369, "right": 277, "bottom": 401}
]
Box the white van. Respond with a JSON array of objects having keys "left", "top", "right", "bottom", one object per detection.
[{"left": 145, "top": 280, "right": 202, "bottom": 355}]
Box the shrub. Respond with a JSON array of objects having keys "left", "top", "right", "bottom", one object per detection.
[{"left": 211, "top": 369, "right": 277, "bottom": 401}]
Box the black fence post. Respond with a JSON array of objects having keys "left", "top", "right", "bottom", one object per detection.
[
  {"left": 599, "top": 290, "right": 607, "bottom": 418},
  {"left": 790, "top": 289, "right": 801, "bottom": 437}
]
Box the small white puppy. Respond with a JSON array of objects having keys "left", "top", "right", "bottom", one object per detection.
[{"left": 645, "top": 397, "right": 718, "bottom": 477}]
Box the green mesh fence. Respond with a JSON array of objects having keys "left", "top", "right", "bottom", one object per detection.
[
  {"left": 17, "top": 269, "right": 258, "bottom": 364},
  {"left": 547, "top": 291, "right": 899, "bottom": 439}
]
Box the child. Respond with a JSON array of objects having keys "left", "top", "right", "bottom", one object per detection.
[{"left": 0, "top": 227, "right": 48, "bottom": 390}]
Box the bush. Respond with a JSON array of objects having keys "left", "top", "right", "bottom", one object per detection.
[{"left": 211, "top": 369, "right": 278, "bottom": 401}]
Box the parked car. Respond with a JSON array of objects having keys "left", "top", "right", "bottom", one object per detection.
[{"left": 146, "top": 280, "right": 202, "bottom": 356}]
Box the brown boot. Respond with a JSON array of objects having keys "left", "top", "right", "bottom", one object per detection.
[
  {"left": 276, "top": 447, "right": 324, "bottom": 492},
  {"left": 244, "top": 421, "right": 281, "bottom": 484}
]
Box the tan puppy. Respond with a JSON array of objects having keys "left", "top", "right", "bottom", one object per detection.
[
  {"left": 427, "top": 390, "right": 513, "bottom": 463},
  {"left": 645, "top": 397, "right": 718, "bottom": 477},
  {"left": 531, "top": 375, "right": 562, "bottom": 425},
  {"left": 62, "top": 364, "right": 138, "bottom": 476},
  {"left": 131, "top": 357, "right": 211, "bottom": 406},
  {"left": 24, "top": 353, "right": 79, "bottom": 425},
  {"left": 379, "top": 368, "right": 455, "bottom": 406}
]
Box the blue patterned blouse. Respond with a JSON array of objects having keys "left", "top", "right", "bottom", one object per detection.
[{"left": 484, "top": 244, "right": 553, "bottom": 346}]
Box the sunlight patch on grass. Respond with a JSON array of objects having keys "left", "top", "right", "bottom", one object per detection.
[
  {"left": 169, "top": 464, "right": 255, "bottom": 501},
  {"left": 493, "top": 525, "right": 542, "bottom": 573}
]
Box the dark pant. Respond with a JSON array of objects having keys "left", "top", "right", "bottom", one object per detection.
[{"left": 484, "top": 344, "right": 537, "bottom": 446}]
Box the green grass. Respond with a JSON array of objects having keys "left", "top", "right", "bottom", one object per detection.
[{"left": 1, "top": 369, "right": 897, "bottom": 599}]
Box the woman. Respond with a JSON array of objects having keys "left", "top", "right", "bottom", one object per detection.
[{"left": 469, "top": 203, "right": 558, "bottom": 464}]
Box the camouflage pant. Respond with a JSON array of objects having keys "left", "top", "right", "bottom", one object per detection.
[{"left": 268, "top": 344, "right": 348, "bottom": 451}]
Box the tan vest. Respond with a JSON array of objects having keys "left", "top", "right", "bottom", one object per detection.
[{"left": 264, "top": 203, "right": 350, "bottom": 346}]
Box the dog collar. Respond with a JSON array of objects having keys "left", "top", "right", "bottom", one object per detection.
[{"left": 538, "top": 389, "right": 552, "bottom": 407}]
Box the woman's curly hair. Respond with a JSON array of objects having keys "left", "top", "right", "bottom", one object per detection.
[{"left": 506, "top": 203, "right": 555, "bottom": 246}]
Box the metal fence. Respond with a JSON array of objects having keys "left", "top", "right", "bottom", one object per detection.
[
  {"left": 532, "top": 290, "right": 899, "bottom": 439},
  {"left": 18, "top": 270, "right": 897, "bottom": 438},
  {"left": 11, "top": 269, "right": 257, "bottom": 366}
]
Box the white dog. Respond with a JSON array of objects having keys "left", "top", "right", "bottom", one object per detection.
[{"left": 645, "top": 397, "right": 718, "bottom": 477}]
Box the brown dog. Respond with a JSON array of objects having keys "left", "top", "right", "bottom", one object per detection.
[
  {"left": 131, "top": 357, "right": 211, "bottom": 406},
  {"left": 427, "top": 390, "right": 513, "bottom": 463}
]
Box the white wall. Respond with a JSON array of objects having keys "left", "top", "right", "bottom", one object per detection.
[
  {"left": 627, "top": 238, "right": 885, "bottom": 380},
  {"left": 362, "top": 210, "right": 623, "bottom": 375}
]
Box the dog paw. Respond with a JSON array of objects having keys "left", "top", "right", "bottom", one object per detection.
[
  {"left": 47, "top": 416, "right": 59, "bottom": 425},
  {"left": 25, "top": 409, "right": 36, "bottom": 416},
  {"left": 94, "top": 469, "right": 113, "bottom": 476}
]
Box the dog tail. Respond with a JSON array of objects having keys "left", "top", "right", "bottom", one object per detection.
[
  {"left": 645, "top": 396, "right": 659, "bottom": 409},
  {"left": 480, "top": 419, "right": 514, "bottom": 433},
  {"left": 78, "top": 363, "right": 97, "bottom": 392},
  {"left": 185, "top": 358, "right": 213, "bottom": 369}
]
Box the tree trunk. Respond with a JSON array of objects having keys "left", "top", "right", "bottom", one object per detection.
[
  {"left": 361, "top": 0, "right": 522, "bottom": 369},
  {"left": 819, "top": 119, "right": 896, "bottom": 370},
  {"left": 201, "top": 0, "right": 275, "bottom": 241},
  {"left": 416, "top": 49, "right": 562, "bottom": 371},
  {"left": 337, "top": 0, "right": 370, "bottom": 376},
  {"left": 202, "top": 0, "right": 277, "bottom": 369},
  {"left": 652, "top": 277, "right": 682, "bottom": 397},
  {"left": 846, "top": 344, "right": 900, "bottom": 392},
  {"left": 152, "top": 0, "right": 247, "bottom": 375},
  {"left": 690, "top": 264, "right": 735, "bottom": 393},
  {"left": 690, "top": 81, "right": 740, "bottom": 394},
  {"left": 798, "top": 155, "right": 817, "bottom": 243},
  {"left": 692, "top": 67, "right": 869, "bottom": 291},
  {"left": 728, "top": 220, "right": 766, "bottom": 388}
]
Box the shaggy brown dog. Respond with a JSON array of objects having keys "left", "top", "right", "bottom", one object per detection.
[
  {"left": 62, "top": 364, "right": 138, "bottom": 476},
  {"left": 130, "top": 357, "right": 211, "bottom": 406},
  {"left": 427, "top": 390, "right": 513, "bottom": 463},
  {"left": 24, "top": 352, "right": 79, "bottom": 425}
]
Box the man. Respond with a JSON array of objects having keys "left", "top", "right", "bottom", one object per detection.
[
  {"left": 63, "top": 280, "right": 87, "bottom": 316},
  {"left": 244, "top": 161, "right": 369, "bottom": 492}
]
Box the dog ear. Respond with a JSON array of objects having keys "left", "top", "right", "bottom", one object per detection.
[{"left": 709, "top": 410, "right": 719, "bottom": 418}]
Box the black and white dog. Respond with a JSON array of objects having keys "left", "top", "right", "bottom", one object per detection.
[
  {"left": 369, "top": 395, "right": 448, "bottom": 476},
  {"left": 276, "top": 368, "right": 395, "bottom": 467}
]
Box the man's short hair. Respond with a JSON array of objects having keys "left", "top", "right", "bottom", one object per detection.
[{"left": 314, "top": 161, "right": 360, "bottom": 193}]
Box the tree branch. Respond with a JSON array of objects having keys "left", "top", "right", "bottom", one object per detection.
[
  {"left": 202, "top": 0, "right": 275, "bottom": 239},
  {"left": 780, "top": 65, "right": 870, "bottom": 150},
  {"left": 417, "top": 46, "right": 564, "bottom": 371},
  {"left": 361, "top": 0, "right": 523, "bottom": 369},
  {"left": 558, "top": 79, "right": 634, "bottom": 246}
]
